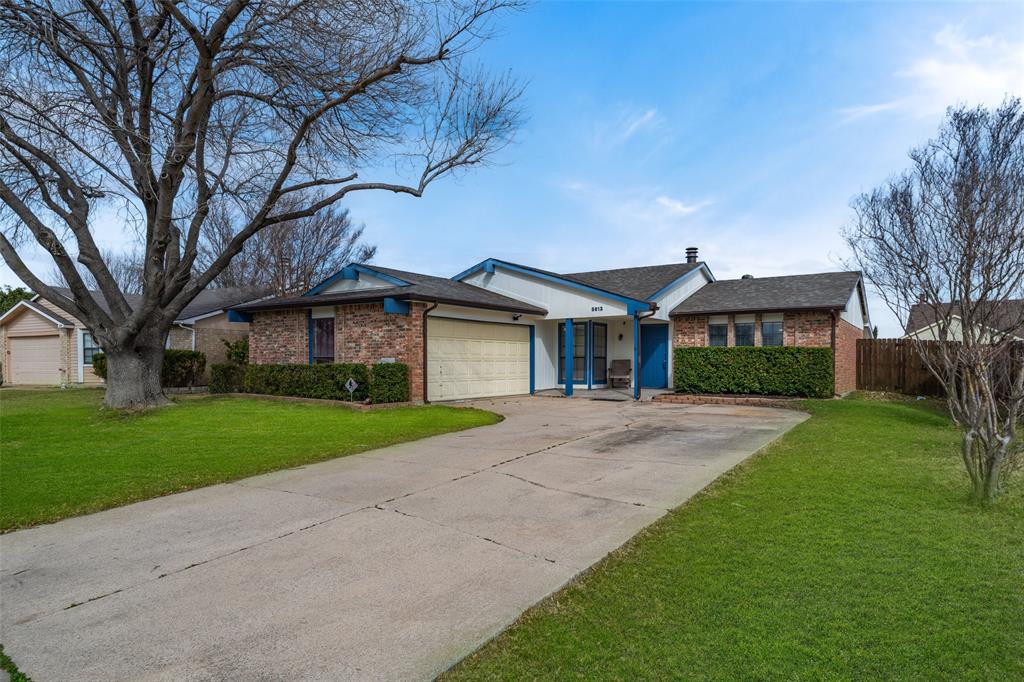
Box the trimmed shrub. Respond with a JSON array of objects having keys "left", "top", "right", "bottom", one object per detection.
[
  {"left": 222, "top": 337, "right": 249, "bottom": 365},
  {"left": 369, "top": 363, "right": 410, "bottom": 403},
  {"left": 91, "top": 352, "right": 107, "bottom": 379},
  {"left": 674, "top": 346, "right": 834, "bottom": 398},
  {"left": 91, "top": 349, "right": 206, "bottom": 387},
  {"left": 243, "top": 363, "right": 370, "bottom": 401},
  {"left": 209, "top": 364, "right": 246, "bottom": 393}
]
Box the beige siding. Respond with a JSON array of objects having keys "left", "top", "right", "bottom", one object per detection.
[{"left": 6, "top": 307, "right": 60, "bottom": 336}]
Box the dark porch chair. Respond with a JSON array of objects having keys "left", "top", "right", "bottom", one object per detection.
[{"left": 608, "top": 359, "right": 631, "bottom": 388}]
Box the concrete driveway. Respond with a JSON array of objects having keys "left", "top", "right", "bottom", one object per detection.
[{"left": 0, "top": 397, "right": 807, "bottom": 681}]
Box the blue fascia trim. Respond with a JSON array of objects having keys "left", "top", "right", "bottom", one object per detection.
[
  {"left": 647, "top": 264, "right": 716, "bottom": 301},
  {"left": 564, "top": 317, "right": 574, "bottom": 397},
  {"left": 307, "top": 310, "right": 314, "bottom": 364},
  {"left": 228, "top": 310, "right": 252, "bottom": 323},
  {"left": 383, "top": 297, "right": 410, "bottom": 315},
  {"left": 305, "top": 263, "right": 411, "bottom": 296},
  {"left": 632, "top": 315, "right": 640, "bottom": 400},
  {"left": 529, "top": 325, "right": 535, "bottom": 395},
  {"left": 454, "top": 259, "right": 654, "bottom": 312}
]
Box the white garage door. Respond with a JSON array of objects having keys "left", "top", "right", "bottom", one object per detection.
[
  {"left": 427, "top": 318, "right": 530, "bottom": 401},
  {"left": 9, "top": 335, "right": 61, "bottom": 385}
]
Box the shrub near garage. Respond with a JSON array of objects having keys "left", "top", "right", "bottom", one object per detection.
[
  {"left": 674, "top": 346, "right": 834, "bottom": 398},
  {"left": 243, "top": 363, "right": 371, "bottom": 401},
  {"left": 369, "top": 362, "right": 410, "bottom": 403}
]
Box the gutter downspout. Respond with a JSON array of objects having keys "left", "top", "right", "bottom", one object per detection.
[
  {"left": 421, "top": 301, "right": 439, "bottom": 403},
  {"left": 633, "top": 307, "right": 659, "bottom": 400},
  {"left": 174, "top": 322, "right": 196, "bottom": 351}
]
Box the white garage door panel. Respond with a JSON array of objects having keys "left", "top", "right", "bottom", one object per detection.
[
  {"left": 427, "top": 318, "right": 530, "bottom": 401},
  {"left": 9, "top": 335, "right": 61, "bottom": 385}
]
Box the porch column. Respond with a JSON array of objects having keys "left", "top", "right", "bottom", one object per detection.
[
  {"left": 564, "top": 318, "right": 574, "bottom": 397},
  {"left": 633, "top": 314, "right": 640, "bottom": 400}
]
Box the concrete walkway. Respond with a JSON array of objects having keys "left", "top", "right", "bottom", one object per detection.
[{"left": 0, "top": 398, "right": 807, "bottom": 681}]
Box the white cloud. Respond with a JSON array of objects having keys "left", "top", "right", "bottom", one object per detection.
[
  {"left": 839, "top": 24, "right": 1024, "bottom": 123},
  {"left": 655, "top": 195, "right": 711, "bottom": 216},
  {"left": 590, "top": 106, "right": 665, "bottom": 150}
]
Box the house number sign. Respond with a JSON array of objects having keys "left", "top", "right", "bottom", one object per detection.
[{"left": 591, "top": 306, "right": 604, "bottom": 312}]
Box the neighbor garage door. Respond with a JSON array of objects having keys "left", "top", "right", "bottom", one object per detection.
[
  {"left": 9, "top": 335, "right": 61, "bottom": 385},
  {"left": 427, "top": 318, "right": 530, "bottom": 401}
]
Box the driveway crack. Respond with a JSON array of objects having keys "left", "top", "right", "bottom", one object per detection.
[
  {"left": 497, "top": 471, "right": 662, "bottom": 510},
  {"left": 375, "top": 505, "right": 559, "bottom": 565}
]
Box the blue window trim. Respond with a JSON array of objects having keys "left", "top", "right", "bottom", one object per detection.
[
  {"left": 306, "top": 310, "right": 314, "bottom": 364},
  {"left": 228, "top": 310, "right": 252, "bottom": 323},
  {"left": 529, "top": 325, "right": 535, "bottom": 395},
  {"left": 305, "top": 263, "right": 411, "bottom": 296},
  {"left": 557, "top": 320, "right": 608, "bottom": 388},
  {"left": 452, "top": 259, "right": 654, "bottom": 315},
  {"left": 647, "top": 263, "right": 717, "bottom": 300}
]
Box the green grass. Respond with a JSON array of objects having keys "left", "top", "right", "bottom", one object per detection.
[
  {"left": 445, "top": 398, "right": 1024, "bottom": 681},
  {"left": 0, "top": 388, "right": 499, "bottom": 530}
]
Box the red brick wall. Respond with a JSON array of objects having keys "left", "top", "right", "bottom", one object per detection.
[
  {"left": 336, "top": 302, "right": 426, "bottom": 401},
  {"left": 673, "top": 315, "right": 709, "bottom": 347},
  {"left": 834, "top": 318, "right": 864, "bottom": 395},
  {"left": 250, "top": 309, "right": 308, "bottom": 364},
  {"left": 783, "top": 311, "right": 832, "bottom": 346}
]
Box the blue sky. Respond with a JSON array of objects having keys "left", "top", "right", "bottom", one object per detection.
[{"left": 4, "top": 1, "right": 1022, "bottom": 335}]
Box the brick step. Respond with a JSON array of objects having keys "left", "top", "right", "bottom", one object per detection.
[{"left": 653, "top": 393, "right": 802, "bottom": 409}]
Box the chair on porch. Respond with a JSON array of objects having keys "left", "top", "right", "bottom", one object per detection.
[{"left": 608, "top": 359, "right": 631, "bottom": 388}]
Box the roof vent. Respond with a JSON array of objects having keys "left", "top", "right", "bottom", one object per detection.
[
  {"left": 685, "top": 247, "right": 698, "bottom": 264},
  {"left": 741, "top": 274, "right": 754, "bottom": 280}
]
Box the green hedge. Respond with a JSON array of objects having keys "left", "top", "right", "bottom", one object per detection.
[
  {"left": 209, "top": 364, "right": 246, "bottom": 393},
  {"left": 369, "top": 363, "right": 410, "bottom": 403},
  {"left": 243, "top": 363, "right": 371, "bottom": 401},
  {"left": 91, "top": 349, "right": 206, "bottom": 388},
  {"left": 673, "top": 346, "right": 834, "bottom": 398}
]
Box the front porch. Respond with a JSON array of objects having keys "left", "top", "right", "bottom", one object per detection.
[{"left": 532, "top": 316, "right": 673, "bottom": 400}]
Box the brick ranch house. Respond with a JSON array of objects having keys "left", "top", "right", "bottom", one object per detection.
[
  {"left": 0, "top": 286, "right": 267, "bottom": 385},
  {"left": 234, "top": 248, "right": 872, "bottom": 402}
]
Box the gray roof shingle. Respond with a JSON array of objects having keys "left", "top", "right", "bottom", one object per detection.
[
  {"left": 671, "top": 271, "right": 862, "bottom": 316},
  {"left": 563, "top": 262, "right": 703, "bottom": 301},
  {"left": 49, "top": 286, "right": 271, "bottom": 321},
  {"left": 235, "top": 266, "right": 547, "bottom": 316}
]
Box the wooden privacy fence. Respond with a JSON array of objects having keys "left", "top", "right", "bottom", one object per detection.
[{"left": 856, "top": 339, "right": 945, "bottom": 396}]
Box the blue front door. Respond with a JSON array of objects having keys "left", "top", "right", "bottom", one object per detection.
[{"left": 639, "top": 324, "right": 669, "bottom": 389}]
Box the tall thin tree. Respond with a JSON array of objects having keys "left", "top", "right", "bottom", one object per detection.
[{"left": 845, "top": 99, "right": 1024, "bottom": 503}]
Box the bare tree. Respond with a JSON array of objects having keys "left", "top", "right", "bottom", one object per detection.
[
  {"left": 197, "top": 194, "right": 376, "bottom": 293},
  {"left": 49, "top": 247, "right": 145, "bottom": 295},
  {"left": 845, "top": 99, "right": 1024, "bottom": 503},
  {"left": 0, "top": 0, "right": 522, "bottom": 408}
]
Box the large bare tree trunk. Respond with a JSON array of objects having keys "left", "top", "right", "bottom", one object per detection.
[{"left": 102, "top": 330, "right": 170, "bottom": 409}]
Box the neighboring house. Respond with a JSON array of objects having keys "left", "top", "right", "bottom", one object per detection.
[
  {"left": 234, "top": 247, "right": 872, "bottom": 401},
  {"left": 0, "top": 287, "right": 267, "bottom": 385},
  {"left": 904, "top": 299, "right": 1024, "bottom": 342}
]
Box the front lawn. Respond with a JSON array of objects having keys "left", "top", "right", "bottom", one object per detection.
[
  {"left": 0, "top": 388, "right": 499, "bottom": 530},
  {"left": 445, "top": 398, "right": 1024, "bottom": 680}
]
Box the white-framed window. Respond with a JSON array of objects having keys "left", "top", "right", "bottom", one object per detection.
[
  {"left": 734, "top": 314, "right": 755, "bottom": 347},
  {"left": 82, "top": 331, "right": 102, "bottom": 364},
  {"left": 708, "top": 315, "right": 728, "bottom": 347},
  {"left": 761, "top": 313, "right": 784, "bottom": 346}
]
